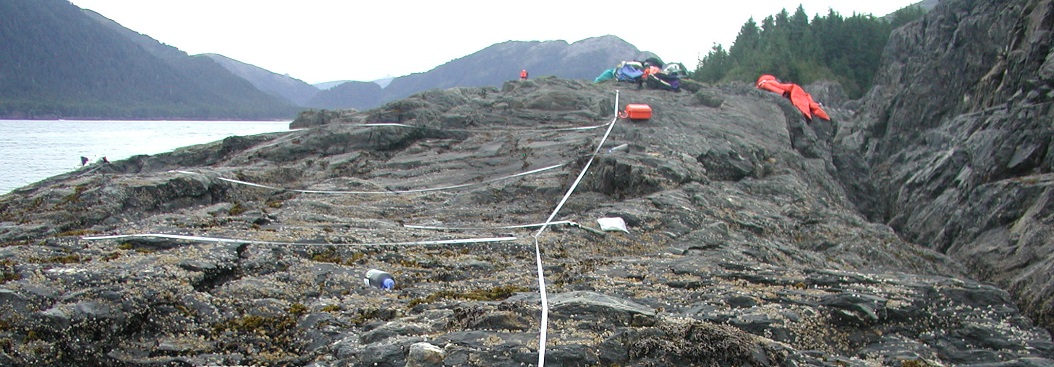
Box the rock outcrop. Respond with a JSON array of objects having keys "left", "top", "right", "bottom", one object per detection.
[
  {"left": 840, "top": 0, "right": 1054, "bottom": 333},
  {"left": 3, "top": 1, "right": 1054, "bottom": 363},
  {"left": 1, "top": 74, "right": 1050, "bottom": 366}
]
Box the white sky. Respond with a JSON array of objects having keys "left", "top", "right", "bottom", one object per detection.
[{"left": 69, "top": 1, "right": 921, "bottom": 85}]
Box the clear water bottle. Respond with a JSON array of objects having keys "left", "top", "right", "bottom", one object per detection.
[{"left": 364, "top": 269, "right": 395, "bottom": 290}]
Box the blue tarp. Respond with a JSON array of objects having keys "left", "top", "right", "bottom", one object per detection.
[
  {"left": 594, "top": 68, "right": 615, "bottom": 83},
  {"left": 615, "top": 64, "right": 644, "bottom": 82}
]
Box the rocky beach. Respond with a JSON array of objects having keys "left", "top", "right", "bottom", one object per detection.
[{"left": 2, "top": 0, "right": 1054, "bottom": 366}]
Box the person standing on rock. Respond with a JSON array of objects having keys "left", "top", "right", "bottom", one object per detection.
[{"left": 520, "top": 69, "right": 528, "bottom": 80}]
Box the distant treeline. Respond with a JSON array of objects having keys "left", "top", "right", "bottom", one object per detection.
[{"left": 692, "top": 5, "right": 926, "bottom": 98}]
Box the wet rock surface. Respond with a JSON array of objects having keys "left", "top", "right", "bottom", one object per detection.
[
  {"left": 0, "top": 73, "right": 1050, "bottom": 366},
  {"left": 843, "top": 0, "right": 1054, "bottom": 335},
  {"left": 13, "top": 0, "right": 1054, "bottom": 357}
]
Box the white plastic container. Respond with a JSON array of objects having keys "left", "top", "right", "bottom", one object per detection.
[{"left": 364, "top": 269, "right": 395, "bottom": 290}]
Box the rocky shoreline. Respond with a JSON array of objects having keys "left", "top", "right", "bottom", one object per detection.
[
  {"left": 3, "top": 0, "right": 1054, "bottom": 365},
  {"left": 0, "top": 75, "right": 1050, "bottom": 366}
]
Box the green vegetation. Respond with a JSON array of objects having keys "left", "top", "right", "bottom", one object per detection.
[
  {"left": 407, "top": 285, "right": 529, "bottom": 307},
  {"left": 310, "top": 246, "right": 365, "bottom": 265},
  {"left": 349, "top": 307, "right": 387, "bottom": 325},
  {"left": 30, "top": 253, "right": 87, "bottom": 264},
  {"left": 902, "top": 359, "right": 931, "bottom": 367},
  {"left": 204, "top": 304, "right": 317, "bottom": 363},
  {"left": 58, "top": 185, "right": 88, "bottom": 206},
  {"left": 228, "top": 202, "right": 247, "bottom": 216},
  {"left": 115, "top": 242, "right": 154, "bottom": 254},
  {"left": 54, "top": 229, "right": 99, "bottom": 237},
  {"left": 288, "top": 303, "right": 308, "bottom": 315},
  {"left": 0, "top": 259, "right": 20, "bottom": 283},
  {"left": 212, "top": 314, "right": 296, "bottom": 338},
  {"left": 693, "top": 5, "right": 926, "bottom": 98}
]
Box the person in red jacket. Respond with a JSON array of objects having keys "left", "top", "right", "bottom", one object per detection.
[{"left": 520, "top": 69, "right": 528, "bottom": 80}]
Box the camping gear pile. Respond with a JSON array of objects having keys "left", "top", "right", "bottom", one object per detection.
[{"left": 595, "top": 57, "right": 687, "bottom": 92}]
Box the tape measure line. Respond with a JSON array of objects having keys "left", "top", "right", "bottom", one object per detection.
[
  {"left": 531, "top": 90, "right": 621, "bottom": 367},
  {"left": 172, "top": 161, "right": 568, "bottom": 195},
  {"left": 95, "top": 90, "right": 628, "bottom": 367},
  {"left": 82, "top": 233, "right": 520, "bottom": 247},
  {"left": 353, "top": 120, "right": 613, "bottom": 133},
  {"left": 403, "top": 220, "right": 577, "bottom": 231}
]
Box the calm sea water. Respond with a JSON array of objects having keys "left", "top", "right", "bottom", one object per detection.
[{"left": 0, "top": 120, "right": 292, "bottom": 195}]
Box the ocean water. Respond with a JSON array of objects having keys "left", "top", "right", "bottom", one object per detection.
[{"left": 0, "top": 120, "right": 292, "bottom": 195}]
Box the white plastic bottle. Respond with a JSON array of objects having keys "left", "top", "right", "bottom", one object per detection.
[{"left": 364, "top": 269, "right": 395, "bottom": 290}]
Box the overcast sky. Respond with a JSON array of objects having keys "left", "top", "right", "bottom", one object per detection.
[{"left": 69, "top": 1, "right": 922, "bottom": 85}]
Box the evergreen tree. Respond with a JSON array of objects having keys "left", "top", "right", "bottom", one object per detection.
[
  {"left": 692, "top": 3, "right": 927, "bottom": 99},
  {"left": 695, "top": 44, "right": 732, "bottom": 84},
  {"left": 890, "top": 4, "right": 927, "bottom": 28},
  {"left": 788, "top": 6, "right": 813, "bottom": 60},
  {"left": 730, "top": 18, "right": 761, "bottom": 60}
]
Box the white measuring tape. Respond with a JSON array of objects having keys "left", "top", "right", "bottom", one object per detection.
[
  {"left": 403, "top": 220, "right": 577, "bottom": 231},
  {"left": 353, "top": 120, "right": 613, "bottom": 133},
  {"left": 87, "top": 90, "right": 627, "bottom": 367},
  {"left": 530, "top": 90, "right": 621, "bottom": 367},
  {"left": 82, "top": 233, "right": 519, "bottom": 247},
  {"left": 172, "top": 161, "right": 568, "bottom": 195}
]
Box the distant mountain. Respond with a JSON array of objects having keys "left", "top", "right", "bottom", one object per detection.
[
  {"left": 309, "top": 35, "right": 655, "bottom": 111},
  {"left": 203, "top": 54, "right": 319, "bottom": 107},
  {"left": 0, "top": 0, "right": 299, "bottom": 120},
  {"left": 882, "top": 0, "right": 938, "bottom": 22},
  {"left": 313, "top": 81, "right": 353, "bottom": 91},
  {"left": 372, "top": 76, "right": 395, "bottom": 88},
  {"left": 918, "top": 0, "right": 940, "bottom": 10},
  {"left": 304, "top": 81, "right": 383, "bottom": 110},
  {"left": 0, "top": 0, "right": 656, "bottom": 118}
]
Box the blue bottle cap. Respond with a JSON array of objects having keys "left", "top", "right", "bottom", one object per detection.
[{"left": 382, "top": 278, "right": 395, "bottom": 290}]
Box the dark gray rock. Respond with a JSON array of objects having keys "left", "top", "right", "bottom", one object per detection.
[
  {"left": 0, "top": 289, "right": 32, "bottom": 314},
  {"left": 0, "top": 66, "right": 1051, "bottom": 367},
  {"left": 405, "top": 342, "right": 444, "bottom": 367},
  {"left": 840, "top": 0, "right": 1054, "bottom": 333}
]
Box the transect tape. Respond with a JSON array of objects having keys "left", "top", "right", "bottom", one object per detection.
[
  {"left": 531, "top": 90, "right": 621, "bottom": 367},
  {"left": 82, "top": 233, "right": 520, "bottom": 247},
  {"left": 85, "top": 90, "right": 624, "bottom": 367},
  {"left": 405, "top": 220, "right": 606, "bottom": 236},
  {"left": 173, "top": 162, "right": 567, "bottom": 195},
  {"left": 354, "top": 121, "right": 613, "bottom": 132},
  {"left": 174, "top": 118, "right": 613, "bottom": 195},
  {"left": 402, "top": 220, "right": 577, "bottom": 231}
]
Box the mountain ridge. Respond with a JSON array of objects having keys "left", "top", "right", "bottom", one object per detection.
[
  {"left": 1, "top": 0, "right": 1054, "bottom": 365},
  {"left": 0, "top": 0, "right": 663, "bottom": 118},
  {"left": 0, "top": 0, "right": 299, "bottom": 120},
  {"left": 203, "top": 53, "right": 320, "bottom": 107},
  {"left": 302, "top": 35, "right": 657, "bottom": 110}
]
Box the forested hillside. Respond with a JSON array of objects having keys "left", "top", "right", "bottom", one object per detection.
[
  {"left": 693, "top": 4, "right": 928, "bottom": 98},
  {"left": 0, "top": 0, "right": 931, "bottom": 119},
  {"left": 0, "top": 0, "right": 299, "bottom": 120},
  {"left": 204, "top": 53, "right": 320, "bottom": 107}
]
